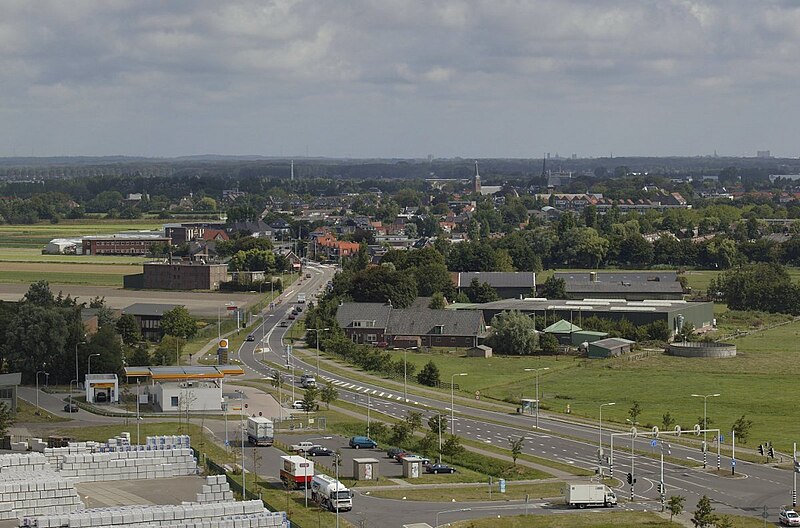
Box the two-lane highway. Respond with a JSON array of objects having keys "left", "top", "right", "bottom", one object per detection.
[{"left": 236, "top": 263, "right": 796, "bottom": 524}]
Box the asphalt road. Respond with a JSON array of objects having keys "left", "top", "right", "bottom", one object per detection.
[{"left": 235, "top": 262, "right": 793, "bottom": 526}]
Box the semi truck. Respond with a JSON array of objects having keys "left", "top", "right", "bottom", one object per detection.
[
  {"left": 311, "top": 474, "right": 353, "bottom": 512},
  {"left": 564, "top": 484, "right": 617, "bottom": 508},
  {"left": 280, "top": 455, "right": 314, "bottom": 489},
  {"left": 246, "top": 416, "right": 274, "bottom": 446}
]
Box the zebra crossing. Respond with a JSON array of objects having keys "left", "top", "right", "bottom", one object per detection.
[{"left": 320, "top": 375, "right": 428, "bottom": 407}]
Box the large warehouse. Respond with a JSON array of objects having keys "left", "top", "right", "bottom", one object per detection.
[{"left": 454, "top": 298, "right": 713, "bottom": 336}]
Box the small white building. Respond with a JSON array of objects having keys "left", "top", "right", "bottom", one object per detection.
[
  {"left": 43, "top": 238, "right": 81, "bottom": 255},
  {"left": 124, "top": 365, "right": 244, "bottom": 412},
  {"left": 85, "top": 373, "right": 119, "bottom": 404}
]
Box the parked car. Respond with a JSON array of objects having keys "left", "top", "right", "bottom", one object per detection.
[
  {"left": 375, "top": 341, "right": 388, "bottom": 348},
  {"left": 288, "top": 314, "right": 296, "bottom": 320},
  {"left": 386, "top": 447, "right": 405, "bottom": 459},
  {"left": 780, "top": 508, "right": 800, "bottom": 526},
  {"left": 307, "top": 446, "right": 334, "bottom": 457},
  {"left": 349, "top": 436, "right": 378, "bottom": 449},
  {"left": 246, "top": 334, "right": 255, "bottom": 341},
  {"left": 279, "top": 321, "right": 289, "bottom": 327},
  {"left": 292, "top": 400, "right": 305, "bottom": 410},
  {"left": 397, "top": 453, "right": 430, "bottom": 464},
  {"left": 63, "top": 403, "right": 79, "bottom": 413},
  {"left": 425, "top": 463, "right": 456, "bottom": 474}
]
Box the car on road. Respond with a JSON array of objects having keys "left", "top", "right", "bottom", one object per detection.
[
  {"left": 425, "top": 463, "right": 456, "bottom": 474},
  {"left": 349, "top": 436, "right": 378, "bottom": 449},
  {"left": 246, "top": 334, "right": 255, "bottom": 341},
  {"left": 63, "top": 403, "right": 79, "bottom": 413},
  {"left": 305, "top": 273, "right": 312, "bottom": 278},
  {"left": 291, "top": 400, "right": 305, "bottom": 410},
  {"left": 288, "top": 314, "right": 296, "bottom": 320},
  {"left": 294, "top": 306, "right": 303, "bottom": 313},
  {"left": 780, "top": 508, "right": 800, "bottom": 526},
  {"left": 306, "top": 446, "right": 334, "bottom": 457},
  {"left": 279, "top": 321, "right": 289, "bottom": 327}
]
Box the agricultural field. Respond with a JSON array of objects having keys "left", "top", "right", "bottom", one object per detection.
[{"left": 393, "top": 318, "right": 800, "bottom": 451}]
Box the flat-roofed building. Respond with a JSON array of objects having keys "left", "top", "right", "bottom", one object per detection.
[
  {"left": 554, "top": 271, "right": 684, "bottom": 301},
  {"left": 143, "top": 261, "right": 228, "bottom": 290},
  {"left": 121, "top": 303, "right": 183, "bottom": 341},
  {"left": 82, "top": 233, "right": 170, "bottom": 255},
  {"left": 123, "top": 365, "right": 245, "bottom": 412},
  {"left": 0, "top": 373, "right": 21, "bottom": 411}
]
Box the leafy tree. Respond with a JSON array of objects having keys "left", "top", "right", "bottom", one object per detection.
[
  {"left": 153, "top": 335, "right": 179, "bottom": 365},
  {"left": 486, "top": 310, "right": 538, "bottom": 355},
  {"left": 715, "top": 516, "right": 734, "bottom": 528},
  {"left": 509, "top": 436, "right": 525, "bottom": 465},
  {"left": 539, "top": 333, "right": 559, "bottom": 355},
  {"left": 405, "top": 411, "right": 423, "bottom": 435},
  {"left": 416, "top": 360, "right": 441, "bottom": 387},
  {"left": 160, "top": 306, "right": 197, "bottom": 341},
  {"left": 731, "top": 415, "right": 753, "bottom": 443},
  {"left": 5, "top": 303, "right": 70, "bottom": 382},
  {"left": 128, "top": 343, "right": 151, "bottom": 367},
  {"left": 83, "top": 326, "right": 124, "bottom": 376},
  {"left": 350, "top": 266, "right": 418, "bottom": 308},
  {"left": 442, "top": 435, "right": 465, "bottom": 462},
  {"left": 667, "top": 495, "right": 686, "bottom": 521},
  {"left": 466, "top": 278, "right": 499, "bottom": 303},
  {"left": 677, "top": 322, "right": 695, "bottom": 342},
  {"left": 428, "top": 414, "right": 448, "bottom": 436},
  {"left": 691, "top": 495, "right": 717, "bottom": 528},
  {"left": 116, "top": 313, "right": 142, "bottom": 346},
  {"left": 662, "top": 412, "right": 676, "bottom": 431},
  {"left": 301, "top": 386, "right": 319, "bottom": 412},
  {"left": 416, "top": 433, "right": 438, "bottom": 457},
  {"left": 428, "top": 292, "right": 446, "bottom": 309},
  {"left": 320, "top": 382, "right": 339, "bottom": 410},
  {"left": 0, "top": 403, "right": 14, "bottom": 438},
  {"left": 628, "top": 401, "right": 642, "bottom": 423},
  {"left": 23, "top": 280, "right": 55, "bottom": 307},
  {"left": 538, "top": 276, "right": 567, "bottom": 299},
  {"left": 391, "top": 421, "right": 412, "bottom": 444}
]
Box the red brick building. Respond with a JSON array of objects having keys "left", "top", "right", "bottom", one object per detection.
[{"left": 82, "top": 235, "right": 171, "bottom": 255}]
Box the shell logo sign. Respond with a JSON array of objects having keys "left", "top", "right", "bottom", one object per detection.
[{"left": 219, "top": 339, "right": 229, "bottom": 349}]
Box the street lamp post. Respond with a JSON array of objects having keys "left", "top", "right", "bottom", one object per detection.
[
  {"left": 598, "top": 402, "right": 616, "bottom": 459},
  {"left": 691, "top": 393, "right": 720, "bottom": 469},
  {"left": 450, "top": 373, "right": 468, "bottom": 433},
  {"left": 74, "top": 340, "right": 85, "bottom": 390},
  {"left": 524, "top": 367, "right": 549, "bottom": 429},
  {"left": 87, "top": 353, "right": 100, "bottom": 402},
  {"left": 35, "top": 371, "right": 49, "bottom": 414},
  {"left": 334, "top": 451, "right": 341, "bottom": 528},
  {"left": 402, "top": 346, "right": 418, "bottom": 403},
  {"left": 69, "top": 379, "right": 78, "bottom": 413},
  {"left": 307, "top": 327, "right": 330, "bottom": 377},
  {"left": 435, "top": 508, "right": 471, "bottom": 528},
  {"left": 136, "top": 380, "right": 141, "bottom": 446}
]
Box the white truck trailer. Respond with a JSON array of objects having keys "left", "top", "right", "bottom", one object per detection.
[
  {"left": 311, "top": 474, "right": 353, "bottom": 512},
  {"left": 564, "top": 484, "right": 617, "bottom": 508},
  {"left": 246, "top": 416, "right": 274, "bottom": 446},
  {"left": 280, "top": 455, "right": 314, "bottom": 489}
]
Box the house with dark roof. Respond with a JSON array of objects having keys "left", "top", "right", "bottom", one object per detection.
[
  {"left": 121, "top": 303, "right": 183, "bottom": 341},
  {"left": 554, "top": 271, "right": 684, "bottom": 301},
  {"left": 335, "top": 302, "right": 487, "bottom": 348},
  {"left": 453, "top": 272, "right": 536, "bottom": 299}
]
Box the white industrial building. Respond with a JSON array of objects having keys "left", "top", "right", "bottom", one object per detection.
[
  {"left": 124, "top": 365, "right": 244, "bottom": 412},
  {"left": 43, "top": 238, "right": 82, "bottom": 254}
]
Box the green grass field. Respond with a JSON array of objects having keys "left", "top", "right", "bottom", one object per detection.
[
  {"left": 369, "top": 481, "right": 564, "bottom": 502},
  {"left": 391, "top": 319, "right": 800, "bottom": 451},
  {"left": 0, "top": 269, "right": 126, "bottom": 286},
  {"left": 0, "top": 248, "right": 147, "bottom": 264},
  {"left": 450, "top": 511, "right": 763, "bottom": 528},
  {"left": 0, "top": 221, "right": 161, "bottom": 248}
]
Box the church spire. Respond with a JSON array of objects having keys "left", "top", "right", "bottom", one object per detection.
[
  {"left": 473, "top": 160, "right": 481, "bottom": 194},
  {"left": 290, "top": 160, "right": 295, "bottom": 181}
]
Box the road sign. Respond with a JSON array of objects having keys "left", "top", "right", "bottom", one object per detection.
[
  {"left": 652, "top": 426, "right": 659, "bottom": 437},
  {"left": 651, "top": 439, "right": 658, "bottom": 448},
  {"left": 731, "top": 459, "right": 736, "bottom": 467},
  {"left": 719, "top": 434, "right": 725, "bottom": 443},
  {"left": 693, "top": 424, "right": 701, "bottom": 436},
  {"left": 630, "top": 426, "right": 638, "bottom": 438}
]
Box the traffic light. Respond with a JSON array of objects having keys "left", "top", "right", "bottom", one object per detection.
[
  {"left": 769, "top": 447, "right": 775, "bottom": 458},
  {"left": 626, "top": 473, "right": 632, "bottom": 485},
  {"left": 758, "top": 444, "right": 765, "bottom": 456}
]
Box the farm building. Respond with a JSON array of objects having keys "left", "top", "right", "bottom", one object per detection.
[
  {"left": 553, "top": 271, "right": 684, "bottom": 301},
  {"left": 588, "top": 338, "right": 636, "bottom": 358},
  {"left": 455, "top": 298, "right": 713, "bottom": 338}
]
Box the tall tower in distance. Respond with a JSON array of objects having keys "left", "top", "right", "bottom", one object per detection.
[
  {"left": 290, "top": 160, "right": 295, "bottom": 181},
  {"left": 473, "top": 160, "right": 481, "bottom": 194}
]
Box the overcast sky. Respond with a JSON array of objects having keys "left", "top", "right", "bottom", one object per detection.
[{"left": 0, "top": 1, "right": 798, "bottom": 159}]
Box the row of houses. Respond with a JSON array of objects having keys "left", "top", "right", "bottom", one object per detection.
[{"left": 536, "top": 191, "right": 688, "bottom": 213}]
